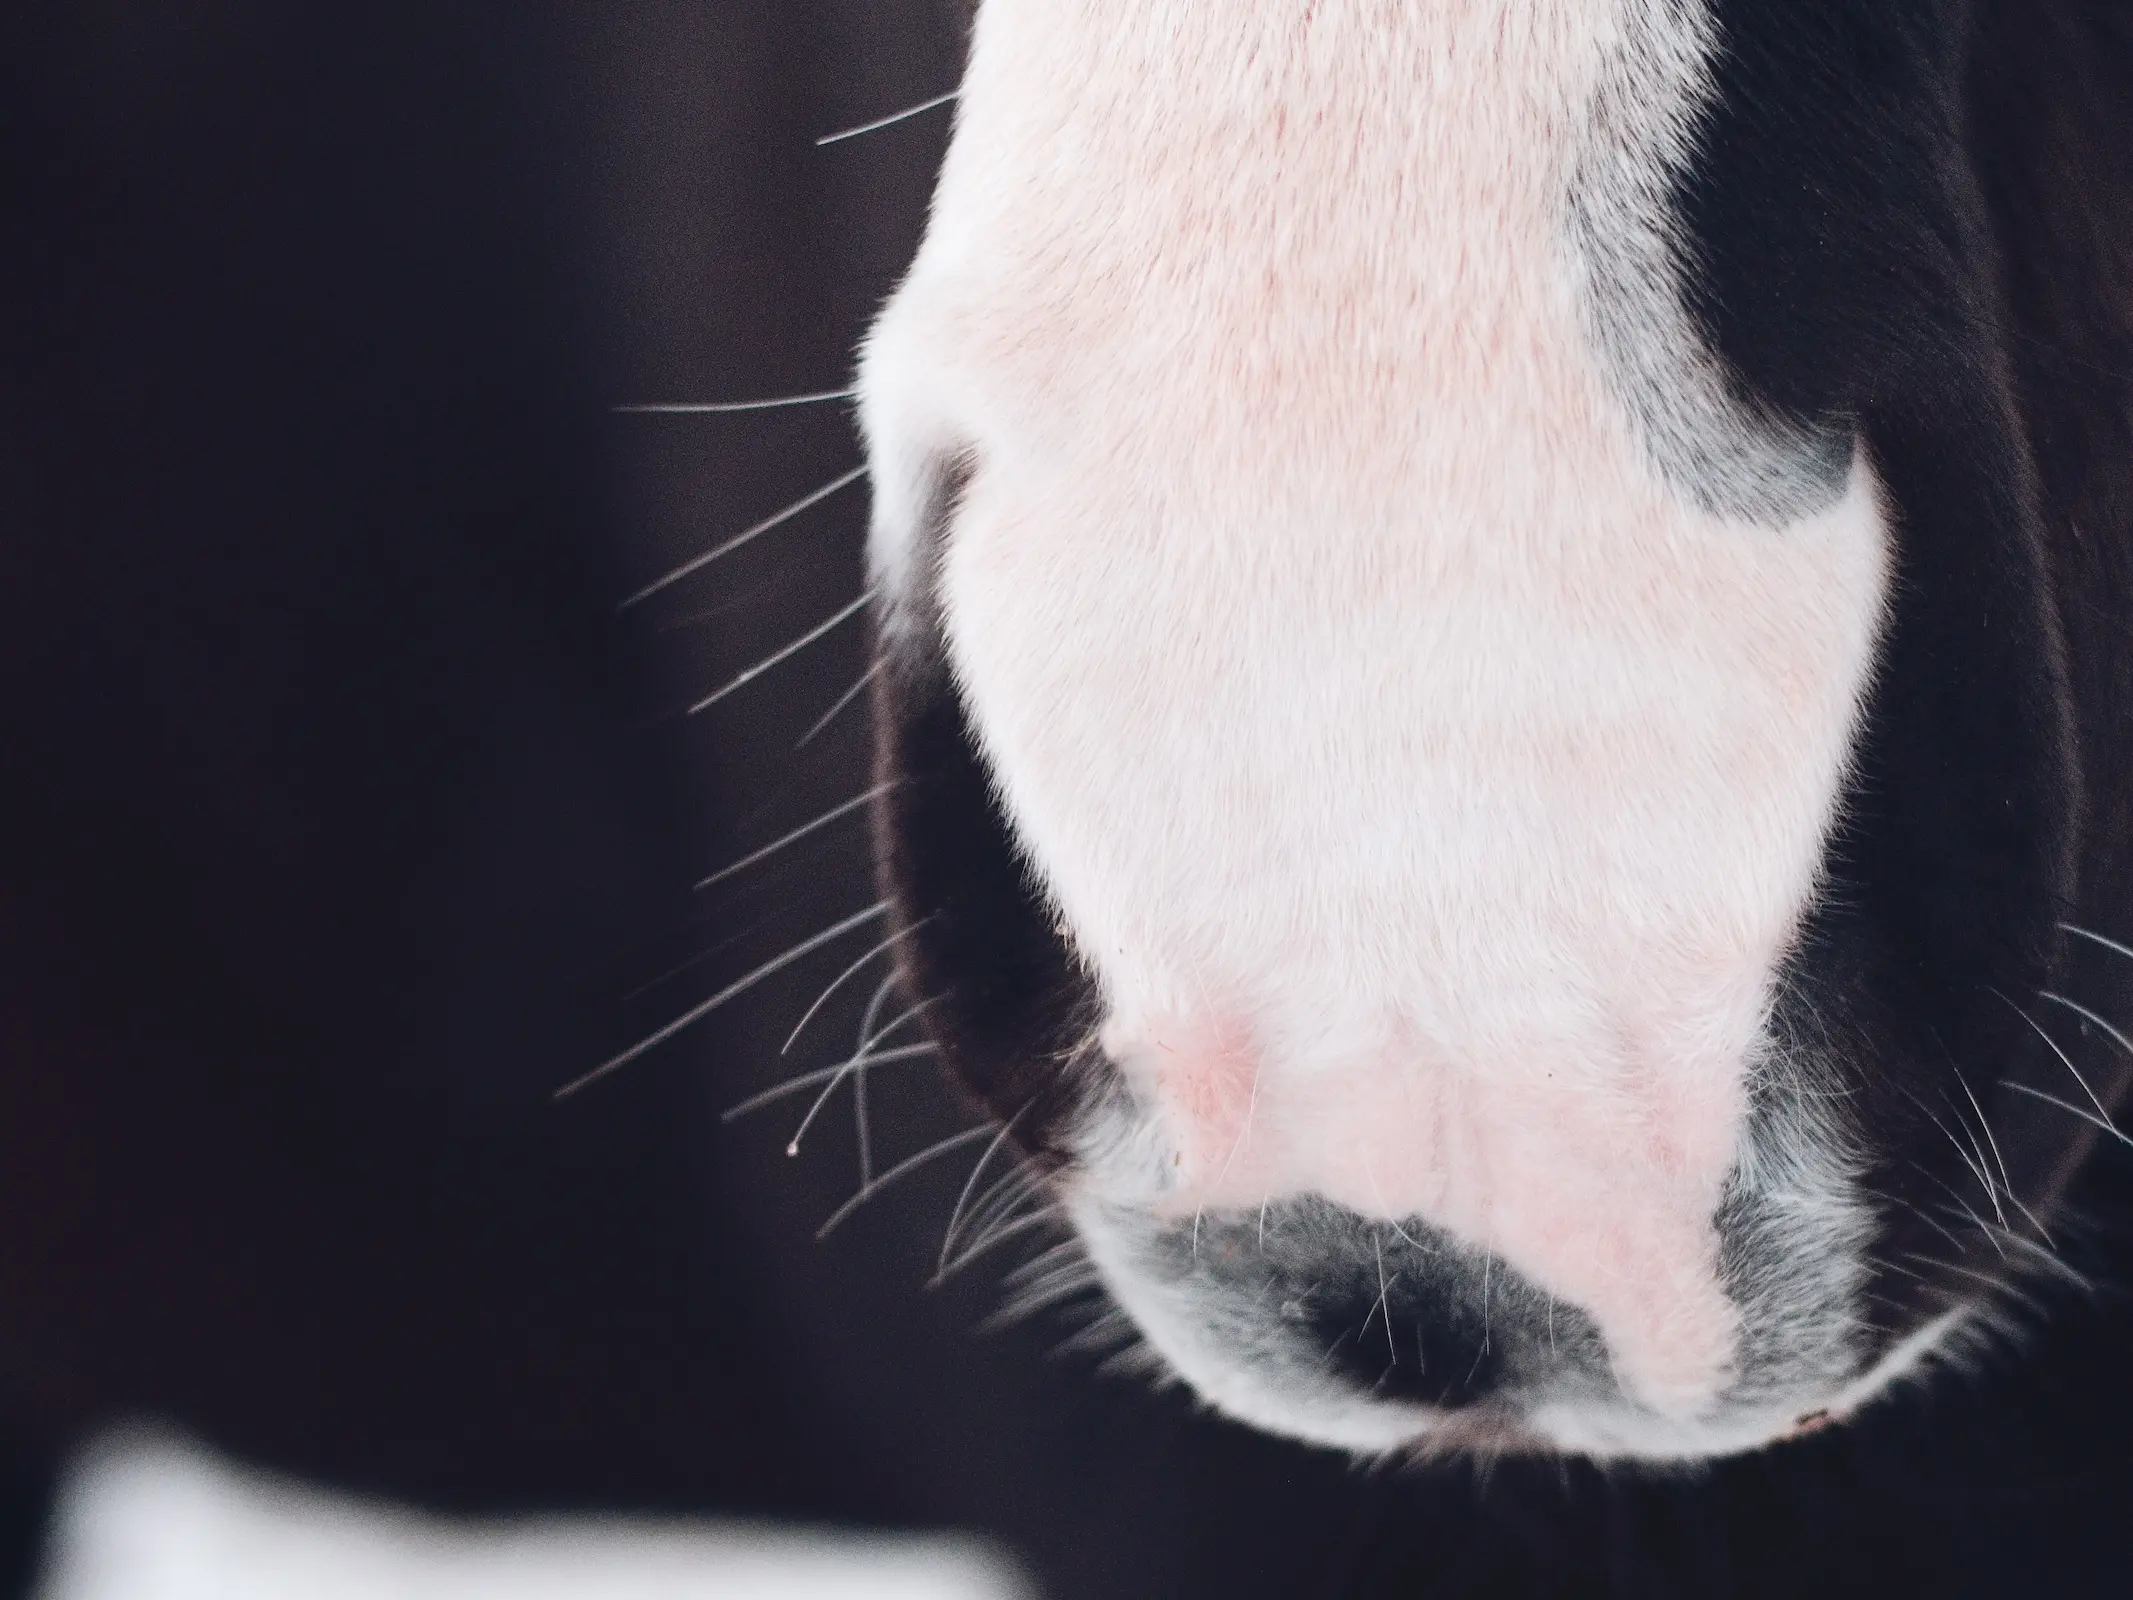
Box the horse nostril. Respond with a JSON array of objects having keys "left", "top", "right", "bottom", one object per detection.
[
  {"left": 1308, "top": 1283, "right": 1510, "bottom": 1410},
  {"left": 1137, "top": 1201, "right": 1619, "bottom": 1423},
  {"left": 1273, "top": 1216, "right": 1615, "bottom": 1413}
]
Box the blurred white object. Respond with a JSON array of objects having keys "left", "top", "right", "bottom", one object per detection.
[{"left": 33, "top": 1432, "right": 1036, "bottom": 1600}]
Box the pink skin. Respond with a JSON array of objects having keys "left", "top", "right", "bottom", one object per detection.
[{"left": 1108, "top": 1007, "right": 1747, "bottom": 1416}]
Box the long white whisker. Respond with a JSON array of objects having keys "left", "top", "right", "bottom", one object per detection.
[
  {"left": 1001, "top": 1253, "right": 1099, "bottom": 1299},
  {"left": 1934, "top": 1257, "right": 2047, "bottom": 1318},
  {"left": 1938, "top": 1195, "right": 2008, "bottom": 1261},
  {"left": 1902, "top": 1090, "right": 2000, "bottom": 1217},
  {"left": 2034, "top": 991, "right": 2128, "bottom": 1118},
  {"left": 854, "top": 976, "right": 899, "bottom": 1048},
  {"left": 948, "top": 1163, "right": 1041, "bottom": 1254},
  {"left": 556, "top": 902, "right": 886, "bottom": 1098},
  {"left": 852, "top": 1066, "right": 874, "bottom": 1186},
  {"left": 1955, "top": 1211, "right": 2093, "bottom": 1292},
  {"left": 788, "top": 1042, "right": 930, "bottom": 1155},
  {"left": 1005, "top": 1264, "right": 1102, "bottom": 1305},
  {"left": 697, "top": 783, "right": 890, "bottom": 891},
  {"left": 1370, "top": 1231, "right": 1397, "bottom": 1365},
  {"left": 784, "top": 993, "right": 940, "bottom": 1160},
  {"left": 621, "top": 466, "right": 867, "bottom": 610},
  {"left": 998, "top": 1270, "right": 1104, "bottom": 1324},
  {"left": 2006, "top": 1081, "right": 2133, "bottom": 1153},
  {"left": 816, "top": 1123, "right": 997, "bottom": 1240},
  {"left": 957, "top": 1191, "right": 1041, "bottom": 1267},
  {"left": 797, "top": 659, "right": 885, "bottom": 749},
  {"left": 782, "top": 916, "right": 929, "bottom": 1055},
  {"left": 1949, "top": 1065, "right": 2012, "bottom": 1226},
  {"left": 1004, "top": 1238, "right": 1085, "bottom": 1286},
  {"left": 718, "top": 1043, "right": 939, "bottom": 1122},
  {"left": 816, "top": 90, "right": 959, "bottom": 146},
  {"left": 1995, "top": 988, "right": 2116, "bottom": 1124},
  {"left": 850, "top": 976, "right": 899, "bottom": 1187},
  {"left": 619, "top": 918, "right": 763, "bottom": 1004},
  {"left": 858, "top": 995, "right": 937, "bottom": 1055},
  {"left": 1866, "top": 1252, "right": 1930, "bottom": 1285},
  {"left": 935, "top": 1110, "right": 1028, "bottom": 1282},
  {"left": 613, "top": 389, "right": 856, "bottom": 415},
  {"left": 2061, "top": 922, "right": 2133, "bottom": 966},
  {"left": 690, "top": 589, "right": 874, "bottom": 716},
  {"left": 939, "top": 1207, "right": 1060, "bottom": 1281},
  {"left": 1891, "top": 1172, "right": 1972, "bottom": 1253},
  {"left": 1059, "top": 1309, "right": 1143, "bottom": 1363}
]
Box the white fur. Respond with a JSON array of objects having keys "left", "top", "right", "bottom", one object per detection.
[{"left": 861, "top": 0, "right": 1891, "bottom": 1448}]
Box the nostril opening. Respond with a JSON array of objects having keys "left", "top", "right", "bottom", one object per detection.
[
  {"left": 1260, "top": 1210, "right": 1615, "bottom": 1413},
  {"left": 1150, "top": 1201, "right": 1617, "bottom": 1417},
  {"left": 1309, "top": 1285, "right": 1510, "bottom": 1410}
]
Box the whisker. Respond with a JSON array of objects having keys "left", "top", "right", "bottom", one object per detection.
[
  {"left": 2033, "top": 990, "right": 2126, "bottom": 1118},
  {"left": 785, "top": 982, "right": 938, "bottom": 1157},
  {"left": 2005, "top": 1081, "right": 2133, "bottom": 1153},
  {"left": 1477, "top": 1252, "right": 1493, "bottom": 1367},
  {"left": 690, "top": 589, "right": 875, "bottom": 716},
  {"left": 1892, "top": 1180, "right": 1971, "bottom": 1254},
  {"left": 1369, "top": 1232, "right": 1398, "bottom": 1365},
  {"left": 612, "top": 389, "right": 856, "bottom": 415},
  {"left": 718, "top": 1043, "right": 939, "bottom": 1122},
  {"left": 850, "top": 976, "right": 899, "bottom": 1187},
  {"left": 780, "top": 916, "right": 925, "bottom": 1055},
  {"left": 816, "top": 1123, "right": 998, "bottom": 1240},
  {"left": 1005, "top": 1238, "right": 1086, "bottom": 1287},
  {"left": 816, "top": 90, "right": 959, "bottom": 147},
  {"left": 854, "top": 975, "right": 900, "bottom": 1048},
  {"left": 941, "top": 1206, "right": 1061, "bottom": 1282},
  {"left": 1897, "top": 1085, "right": 2001, "bottom": 1216},
  {"left": 654, "top": 590, "right": 785, "bottom": 634},
  {"left": 1995, "top": 988, "right": 2121, "bottom": 1140},
  {"left": 554, "top": 902, "right": 886, "bottom": 1099},
  {"left": 787, "top": 1044, "right": 911, "bottom": 1156},
  {"left": 858, "top": 995, "right": 938, "bottom": 1054},
  {"left": 697, "top": 783, "right": 890, "bottom": 891},
  {"left": 853, "top": 1067, "right": 873, "bottom": 1187},
  {"left": 946, "top": 1163, "right": 1043, "bottom": 1259},
  {"left": 2061, "top": 922, "right": 2133, "bottom": 966},
  {"left": 797, "top": 659, "right": 885, "bottom": 749},
  {"left": 2009, "top": 1191, "right": 2059, "bottom": 1250},
  {"left": 780, "top": 998, "right": 938, "bottom": 1160},
  {"left": 621, "top": 465, "right": 867, "bottom": 609},
  {"left": 1062, "top": 1309, "right": 1145, "bottom": 1365},
  {"left": 1865, "top": 1252, "right": 1929, "bottom": 1285},
  {"left": 1023, "top": 1271, "right": 1109, "bottom": 1305},
  {"left": 935, "top": 1109, "right": 1029, "bottom": 1282},
  {"left": 1000, "top": 1272, "right": 1105, "bottom": 1322},
  {"left": 996, "top": 1249, "right": 1104, "bottom": 1317},
  {"left": 1957, "top": 1212, "right": 2094, "bottom": 1293},
  {"left": 1949, "top": 1065, "right": 2013, "bottom": 1226},
  {"left": 1933, "top": 1257, "right": 2047, "bottom": 1320},
  {"left": 1936, "top": 1197, "right": 2008, "bottom": 1261},
  {"left": 619, "top": 917, "right": 765, "bottom": 1005}
]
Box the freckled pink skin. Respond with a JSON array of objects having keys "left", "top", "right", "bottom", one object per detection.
[{"left": 1112, "top": 1010, "right": 1745, "bottom": 1416}]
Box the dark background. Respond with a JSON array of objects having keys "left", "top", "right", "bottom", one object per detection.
[{"left": 3, "top": 5, "right": 2133, "bottom": 1596}]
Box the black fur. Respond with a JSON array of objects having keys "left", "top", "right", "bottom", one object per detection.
[
  {"left": 1681, "top": 0, "right": 2133, "bottom": 1340},
  {"left": 871, "top": 471, "right": 1099, "bottom": 1163}
]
